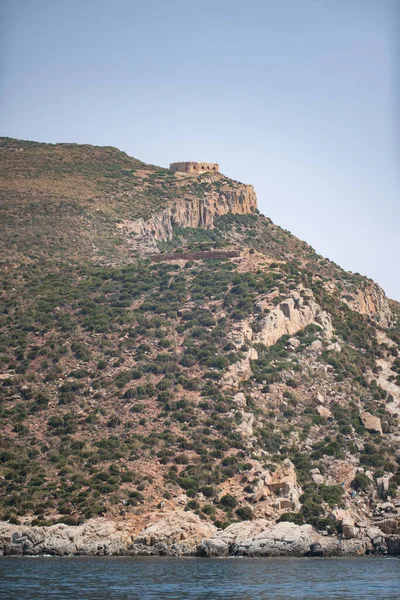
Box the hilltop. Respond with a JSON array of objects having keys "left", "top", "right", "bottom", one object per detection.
[{"left": 0, "top": 138, "right": 399, "bottom": 556}]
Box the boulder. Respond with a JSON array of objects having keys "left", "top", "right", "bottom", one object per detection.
[
  {"left": 236, "top": 412, "right": 255, "bottom": 438},
  {"left": 373, "top": 518, "right": 400, "bottom": 535},
  {"left": 386, "top": 535, "right": 400, "bottom": 555},
  {"left": 317, "top": 405, "right": 332, "bottom": 419},
  {"left": 366, "top": 526, "right": 385, "bottom": 544},
  {"left": 232, "top": 393, "right": 247, "bottom": 409},
  {"left": 311, "top": 469, "right": 324, "bottom": 485},
  {"left": 286, "top": 337, "right": 300, "bottom": 351},
  {"left": 342, "top": 524, "right": 358, "bottom": 540},
  {"left": 233, "top": 522, "right": 314, "bottom": 557},
  {"left": 317, "top": 537, "right": 367, "bottom": 557},
  {"left": 360, "top": 412, "right": 382, "bottom": 434}
]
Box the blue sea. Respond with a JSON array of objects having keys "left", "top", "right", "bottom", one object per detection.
[{"left": 0, "top": 556, "right": 399, "bottom": 599}]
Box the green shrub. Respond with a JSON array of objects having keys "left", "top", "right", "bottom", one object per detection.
[
  {"left": 235, "top": 505, "right": 253, "bottom": 520},
  {"left": 352, "top": 473, "right": 372, "bottom": 491},
  {"left": 219, "top": 494, "right": 237, "bottom": 509}
]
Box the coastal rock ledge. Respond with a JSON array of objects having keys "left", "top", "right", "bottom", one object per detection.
[{"left": 1, "top": 513, "right": 399, "bottom": 557}]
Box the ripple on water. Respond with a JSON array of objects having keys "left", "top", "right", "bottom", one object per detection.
[{"left": 0, "top": 556, "right": 399, "bottom": 600}]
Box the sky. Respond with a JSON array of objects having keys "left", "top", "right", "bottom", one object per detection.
[{"left": 1, "top": 0, "right": 399, "bottom": 299}]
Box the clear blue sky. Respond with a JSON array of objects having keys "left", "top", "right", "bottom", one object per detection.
[{"left": 1, "top": 0, "right": 399, "bottom": 299}]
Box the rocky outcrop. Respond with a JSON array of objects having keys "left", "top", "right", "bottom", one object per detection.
[
  {"left": 118, "top": 183, "right": 257, "bottom": 250},
  {"left": 244, "top": 459, "right": 303, "bottom": 511},
  {"left": 221, "top": 347, "right": 258, "bottom": 388},
  {"left": 386, "top": 535, "right": 400, "bottom": 555},
  {"left": 313, "top": 537, "right": 367, "bottom": 557},
  {"left": 1, "top": 512, "right": 399, "bottom": 557},
  {"left": 341, "top": 285, "right": 392, "bottom": 328},
  {"left": 129, "top": 511, "right": 216, "bottom": 556},
  {"left": 253, "top": 291, "right": 333, "bottom": 347},
  {"left": 233, "top": 522, "right": 313, "bottom": 556},
  {"left": 0, "top": 519, "right": 131, "bottom": 556},
  {"left": 221, "top": 293, "right": 333, "bottom": 389},
  {"left": 198, "top": 519, "right": 270, "bottom": 557}
]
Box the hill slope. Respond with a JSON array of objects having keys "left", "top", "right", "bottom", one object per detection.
[{"left": 0, "top": 139, "right": 399, "bottom": 552}]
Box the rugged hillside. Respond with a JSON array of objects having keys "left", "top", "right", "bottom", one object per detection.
[{"left": 0, "top": 138, "right": 399, "bottom": 553}]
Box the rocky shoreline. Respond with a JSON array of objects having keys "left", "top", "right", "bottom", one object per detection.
[{"left": 1, "top": 512, "right": 399, "bottom": 558}]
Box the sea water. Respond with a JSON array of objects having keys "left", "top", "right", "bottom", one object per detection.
[{"left": 0, "top": 556, "right": 399, "bottom": 599}]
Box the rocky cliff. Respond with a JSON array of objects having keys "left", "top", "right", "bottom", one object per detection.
[
  {"left": 341, "top": 284, "right": 393, "bottom": 329},
  {"left": 253, "top": 289, "right": 333, "bottom": 347},
  {"left": 117, "top": 182, "right": 257, "bottom": 250},
  {"left": 1, "top": 513, "right": 399, "bottom": 557}
]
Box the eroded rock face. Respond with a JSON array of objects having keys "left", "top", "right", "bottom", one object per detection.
[
  {"left": 130, "top": 511, "right": 216, "bottom": 556},
  {"left": 1, "top": 514, "right": 398, "bottom": 557},
  {"left": 0, "top": 519, "right": 130, "bottom": 556},
  {"left": 341, "top": 285, "right": 392, "bottom": 328},
  {"left": 253, "top": 291, "right": 333, "bottom": 347},
  {"left": 118, "top": 184, "right": 257, "bottom": 250},
  {"left": 266, "top": 459, "right": 303, "bottom": 511},
  {"left": 198, "top": 519, "right": 271, "bottom": 557},
  {"left": 233, "top": 522, "right": 314, "bottom": 557}
]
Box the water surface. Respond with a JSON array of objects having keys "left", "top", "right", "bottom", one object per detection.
[{"left": 0, "top": 556, "right": 399, "bottom": 599}]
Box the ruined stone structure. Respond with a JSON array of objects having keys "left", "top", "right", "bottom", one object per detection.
[{"left": 170, "top": 161, "right": 219, "bottom": 174}]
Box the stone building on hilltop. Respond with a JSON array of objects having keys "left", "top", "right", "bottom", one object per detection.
[{"left": 170, "top": 161, "right": 219, "bottom": 174}]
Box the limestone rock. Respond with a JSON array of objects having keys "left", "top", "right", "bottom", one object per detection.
[
  {"left": 360, "top": 412, "right": 382, "bottom": 434},
  {"left": 373, "top": 518, "right": 400, "bottom": 535},
  {"left": 341, "top": 285, "right": 392, "bottom": 329},
  {"left": 386, "top": 535, "right": 400, "bottom": 555},
  {"left": 197, "top": 537, "right": 230, "bottom": 557},
  {"left": 253, "top": 290, "right": 333, "bottom": 348},
  {"left": 266, "top": 459, "right": 302, "bottom": 511},
  {"left": 118, "top": 184, "right": 258, "bottom": 248},
  {"left": 0, "top": 519, "right": 130, "bottom": 556},
  {"left": 342, "top": 524, "right": 358, "bottom": 539},
  {"left": 132, "top": 511, "right": 216, "bottom": 553},
  {"left": 236, "top": 412, "right": 255, "bottom": 438},
  {"left": 198, "top": 519, "right": 279, "bottom": 557},
  {"left": 311, "top": 472, "right": 324, "bottom": 485},
  {"left": 226, "top": 321, "right": 253, "bottom": 349},
  {"left": 232, "top": 393, "right": 247, "bottom": 409},
  {"left": 376, "top": 476, "right": 390, "bottom": 499},
  {"left": 317, "top": 405, "right": 332, "bottom": 419},
  {"left": 233, "top": 522, "right": 313, "bottom": 557},
  {"left": 316, "top": 537, "right": 367, "bottom": 557},
  {"left": 366, "top": 526, "right": 385, "bottom": 543},
  {"left": 221, "top": 347, "right": 258, "bottom": 388},
  {"left": 286, "top": 337, "right": 300, "bottom": 351}
]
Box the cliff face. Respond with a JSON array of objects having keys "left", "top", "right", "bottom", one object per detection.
[
  {"left": 117, "top": 183, "right": 257, "bottom": 250},
  {"left": 253, "top": 290, "right": 333, "bottom": 347},
  {"left": 341, "top": 285, "right": 392, "bottom": 328}
]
